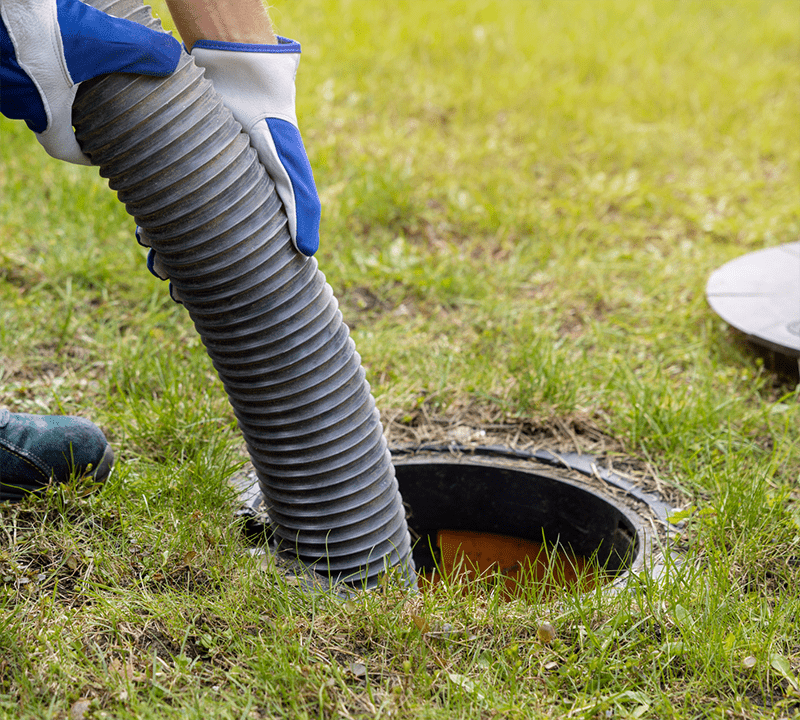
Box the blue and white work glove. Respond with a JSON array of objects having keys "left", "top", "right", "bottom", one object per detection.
[
  {"left": 135, "top": 226, "right": 185, "bottom": 304},
  {"left": 191, "top": 38, "right": 321, "bottom": 257},
  {"left": 139, "top": 37, "right": 321, "bottom": 300},
  {"left": 0, "top": 0, "right": 181, "bottom": 164}
]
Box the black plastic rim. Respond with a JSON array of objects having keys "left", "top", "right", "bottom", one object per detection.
[{"left": 392, "top": 448, "right": 652, "bottom": 582}]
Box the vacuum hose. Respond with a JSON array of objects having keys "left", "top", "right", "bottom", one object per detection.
[{"left": 72, "top": 0, "right": 414, "bottom": 589}]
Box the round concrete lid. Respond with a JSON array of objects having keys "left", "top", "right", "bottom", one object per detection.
[{"left": 706, "top": 242, "right": 800, "bottom": 358}]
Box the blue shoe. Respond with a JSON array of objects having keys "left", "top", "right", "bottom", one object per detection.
[{"left": 0, "top": 409, "right": 114, "bottom": 502}]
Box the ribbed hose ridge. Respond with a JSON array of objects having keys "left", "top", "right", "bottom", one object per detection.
[{"left": 72, "top": 0, "right": 414, "bottom": 588}]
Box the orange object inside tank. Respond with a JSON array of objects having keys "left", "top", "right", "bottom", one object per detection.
[{"left": 420, "top": 529, "right": 598, "bottom": 597}]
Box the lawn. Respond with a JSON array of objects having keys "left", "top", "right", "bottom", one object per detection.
[{"left": 1, "top": 0, "right": 799, "bottom": 717}]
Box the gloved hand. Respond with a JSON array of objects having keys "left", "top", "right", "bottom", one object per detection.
[
  {"left": 191, "top": 37, "right": 321, "bottom": 256},
  {"left": 136, "top": 227, "right": 183, "bottom": 304},
  {"left": 0, "top": 0, "right": 181, "bottom": 165}
]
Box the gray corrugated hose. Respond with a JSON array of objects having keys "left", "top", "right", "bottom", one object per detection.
[{"left": 72, "top": 0, "right": 414, "bottom": 589}]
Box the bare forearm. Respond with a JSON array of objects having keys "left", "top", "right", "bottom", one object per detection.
[{"left": 165, "top": 0, "right": 276, "bottom": 50}]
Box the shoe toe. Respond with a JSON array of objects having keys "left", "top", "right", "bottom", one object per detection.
[
  {"left": 38, "top": 415, "right": 113, "bottom": 482},
  {"left": 0, "top": 412, "right": 114, "bottom": 502}
]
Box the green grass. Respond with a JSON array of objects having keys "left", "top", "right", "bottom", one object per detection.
[{"left": 2, "top": 0, "right": 800, "bottom": 717}]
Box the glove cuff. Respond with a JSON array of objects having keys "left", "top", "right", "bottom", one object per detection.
[
  {"left": 192, "top": 36, "right": 300, "bottom": 54},
  {"left": 191, "top": 40, "right": 300, "bottom": 132}
]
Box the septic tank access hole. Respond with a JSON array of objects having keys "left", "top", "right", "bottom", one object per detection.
[{"left": 231, "top": 445, "right": 673, "bottom": 594}]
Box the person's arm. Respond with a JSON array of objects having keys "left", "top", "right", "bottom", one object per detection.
[{"left": 164, "top": 0, "right": 276, "bottom": 50}]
